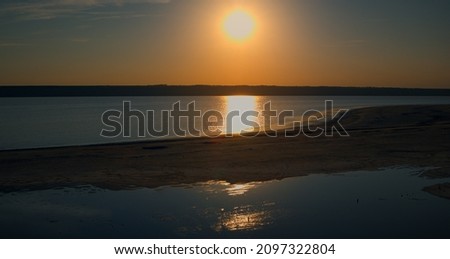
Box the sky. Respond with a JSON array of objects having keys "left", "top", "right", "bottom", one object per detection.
[{"left": 0, "top": 0, "right": 449, "bottom": 87}]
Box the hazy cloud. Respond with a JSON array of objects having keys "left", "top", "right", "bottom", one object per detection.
[
  {"left": 0, "top": 0, "right": 171, "bottom": 21},
  {"left": 323, "top": 40, "right": 368, "bottom": 48},
  {"left": 0, "top": 42, "right": 30, "bottom": 47},
  {"left": 69, "top": 38, "right": 90, "bottom": 43}
]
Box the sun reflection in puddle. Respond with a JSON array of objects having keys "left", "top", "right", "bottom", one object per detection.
[
  {"left": 215, "top": 204, "right": 275, "bottom": 232},
  {"left": 194, "top": 180, "right": 275, "bottom": 232},
  {"left": 200, "top": 180, "right": 263, "bottom": 196},
  {"left": 194, "top": 180, "right": 277, "bottom": 232}
]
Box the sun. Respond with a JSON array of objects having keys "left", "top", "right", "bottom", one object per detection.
[{"left": 223, "top": 10, "right": 256, "bottom": 42}]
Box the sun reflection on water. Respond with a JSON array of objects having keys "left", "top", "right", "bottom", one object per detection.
[
  {"left": 196, "top": 180, "right": 276, "bottom": 232},
  {"left": 215, "top": 204, "right": 275, "bottom": 232},
  {"left": 224, "top": 96, "right": 261, "bottom": 134},
  {"left": 201, "top": 180, "right": 262, "bottom": 196}
]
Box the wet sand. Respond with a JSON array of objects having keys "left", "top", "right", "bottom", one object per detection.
[
  {"left": 423, "top": 183, "right": 450, "bottom": 200},
  {"left": 1, "top": 105, "right": 450, "bottom": 197}
]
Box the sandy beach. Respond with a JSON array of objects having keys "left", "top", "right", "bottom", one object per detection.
[{"left": 1, "top": 104, "right": 450, "bottom": 198}]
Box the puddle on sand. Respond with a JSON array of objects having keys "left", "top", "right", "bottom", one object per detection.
[{"left": 0, "top": 166, "right": 450, "bottom": 238}]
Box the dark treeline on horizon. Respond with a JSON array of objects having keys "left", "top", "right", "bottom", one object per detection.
[{"left": 1, "top": 85, "right": 450, "bottom": 97}]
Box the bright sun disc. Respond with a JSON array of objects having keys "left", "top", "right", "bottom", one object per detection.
[{"left": 223, "top": 10, "right": 255, "bottom": 41}]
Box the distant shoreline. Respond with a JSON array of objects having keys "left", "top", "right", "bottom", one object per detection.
[{"left": 1, "top": 85, "right": 450, "bottom": 97}]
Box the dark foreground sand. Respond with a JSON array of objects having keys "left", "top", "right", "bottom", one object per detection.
[{"left": 1, "top": 105, "right": 450, "bottom": 198}]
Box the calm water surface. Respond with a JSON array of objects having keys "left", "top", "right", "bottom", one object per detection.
[
  {"left": 1, "top": 167, "right": 449, "bottom": 238},
  {"left": 1, "top": 96, "right": 450, "bottom": 150}
]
